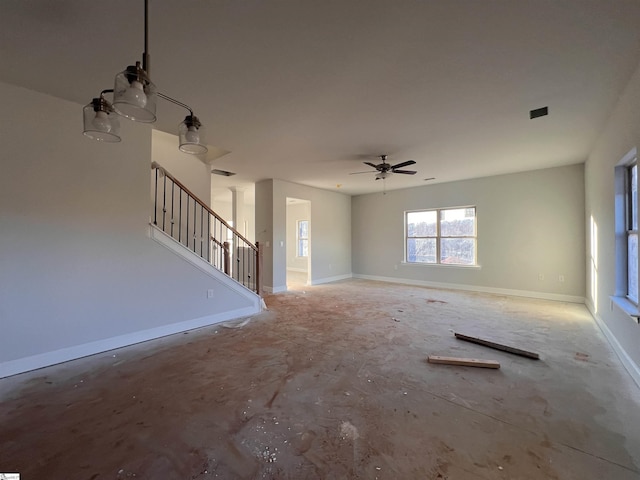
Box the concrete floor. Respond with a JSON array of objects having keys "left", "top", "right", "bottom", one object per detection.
[{"left": 1, "top": 279, "right": 639, "bottom": 479}]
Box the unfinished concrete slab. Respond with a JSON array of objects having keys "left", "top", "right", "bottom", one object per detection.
[{"left": 1, "top": 279, "right": 639, "bottom": 479}]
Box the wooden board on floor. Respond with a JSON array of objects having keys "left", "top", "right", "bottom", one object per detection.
[
  {"left": 427, "top": 355, "right": 500, "bottom": 369},
  {"left": 454, "top": 332, "right": 540, "bottom": 360}
]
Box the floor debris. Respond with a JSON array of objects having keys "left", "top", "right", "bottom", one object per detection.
[
  {"left": 427, "top": 355, "right": 501, "bottom": 369},
  {"left": 221, "top": 317, "right": 252, "bottom": 329},
  {"left": 454, "top": 332, "right": 540, "bottom": 359}
]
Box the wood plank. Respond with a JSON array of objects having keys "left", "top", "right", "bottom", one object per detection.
[
  {"left": 427, "top": 355, "right": 500, "bottom": 369},
  {"left": 454, "top": 332, "right": 540, "bottom": 360}
]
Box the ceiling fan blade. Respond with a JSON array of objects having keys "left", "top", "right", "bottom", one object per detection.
[
  {"left": 364, "top": 162, "right": 378, "bottom": 168},
  {"left": 392, "top": 169, "right": 417, "bottom": 175},
  {"left": 349, "top": 171, "right": 375, "bottom": 175},
  {"left": 391, "top": 160, "right": 416, "bottom": 169}
]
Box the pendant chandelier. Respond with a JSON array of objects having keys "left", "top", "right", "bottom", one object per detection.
[{"left": 83, "top": 0, "right": 207, "bottom": 155}]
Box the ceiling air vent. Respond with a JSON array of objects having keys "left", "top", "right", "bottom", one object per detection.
[
  {"left": 211, "top": 169, "right": 236, "bottom": 177},
  {"left": 529, "top": 106, "right": 548, "bottom": 119}
]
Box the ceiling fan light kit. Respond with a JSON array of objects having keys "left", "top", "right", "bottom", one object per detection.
[{"left": 82, "top": 0, "right": 207, "bottom": 154}]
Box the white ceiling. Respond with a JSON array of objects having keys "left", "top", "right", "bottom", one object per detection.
[{"left": 2, "top": 0, "right": 640, "bottom": 199}]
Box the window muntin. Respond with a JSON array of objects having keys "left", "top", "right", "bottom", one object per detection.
[
  {"left": 406, "top": 207, "right": 476, "bottom": 265},
  {"left": 297, "top": 220, "right": 309, "bottom": 257}
]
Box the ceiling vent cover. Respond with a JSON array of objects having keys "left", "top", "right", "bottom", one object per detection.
[
  {"left": 529, "top": 106, "right": 549, "bottom": 119},
  {"left": 211, "top": 169, "right": 236, "bottom": 176}
]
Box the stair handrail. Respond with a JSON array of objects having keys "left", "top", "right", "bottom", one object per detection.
[{"left": 151, "top": 161, "right": 257, "bottom": 253}]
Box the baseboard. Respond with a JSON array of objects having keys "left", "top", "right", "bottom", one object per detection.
[
  {"left": 585, "top": 301, "right": 640, "bottom": 389},
  {"left": 0, "top": 306, "right": 258, "bottom": 379},
  {"left": 310, "top": 273, "right": 353, "bottom": 285},
  {"left": 263, "top": 285, "right": 288, "bottom": 294},
  {"left": 352, "top": 274, "right": 585, "bottom": 304}
]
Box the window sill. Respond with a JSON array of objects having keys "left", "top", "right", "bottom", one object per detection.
[
  {"left": 610, "top": 296, "right": 640, "bottom": 323},
  {"left": 400, "top": 262, "right": 481, "bottom": 270}
]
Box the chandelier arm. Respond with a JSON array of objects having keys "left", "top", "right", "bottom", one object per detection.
[
  {"left": 157, "top": 92, "right": 195, "bottom": 116},
  {"left": 99, "top": 89, "right": 114, "bottom": 99}
]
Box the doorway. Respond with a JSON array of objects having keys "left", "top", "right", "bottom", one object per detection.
[{"left": 286, "top": 197, "right": 311, "bottom": 289}]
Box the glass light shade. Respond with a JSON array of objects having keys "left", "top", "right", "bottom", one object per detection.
[
  {"left": 83, "top": 101, "right": 121, "bottom": 142},
  {"left": 113, "top": 65, "right": 157, "bottom": 122},
  {"left": 178, "top": 115, "right": 207, "bottom": 154}
]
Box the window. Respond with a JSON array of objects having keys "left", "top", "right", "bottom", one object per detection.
[
  {"left": 297, "top": 220, "right": 309, "bottom": 257},
  {"left": 406, "top": 207, "right": 476, "bottom": 265},
  {"left": 613, "top": 149, "right": 639, "bottom": 313},
  {"left": 627, "top": 162, "right": 638, "bottom": 303}
]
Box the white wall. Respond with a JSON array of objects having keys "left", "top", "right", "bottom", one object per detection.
[
  {"left": 0, "top": 82, "right": 259, "bottom": 377},
  {"left": 255, "top": 179, "right": 351, "bottom": 292},
  {"left": 585, "top": 62, "right": 640, "bottom": 382},
  {"left": 152, "top": 130, "right": 212, "bottom": 205},
  {"left": 352, "top": 164, "right": 585, "bottom": 301},
  {"left": 255, "top": 179, "right": 275, "bottom": 290},
  {"left": 212, "top": 200, "right": 233, "bottom": 222},
  {"left": 286, "top": 201, "right": 310, "bottom": 272},
  {"left": 211, "top": 197, "right": 256, "bottom": 243}
]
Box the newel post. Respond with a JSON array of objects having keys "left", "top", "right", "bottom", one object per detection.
[{"left": 256, "top": 241, "right": 263, "bottom": 295}]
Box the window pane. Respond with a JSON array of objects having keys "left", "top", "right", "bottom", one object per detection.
[
  {"left": 628, "top": 233, "right": 638, "bottom": 302},
  {"left": 298, "top": 220, "right": 309, "bottom": 238},
  {"left": 407, "top": 238, "right": 436, "bottom": 263},
  {"left": 298, "top": 239, "right": 308, "bottom": 257},
  {"left": 440, "top": 208, "right": 475, "bottom": 237},
  {"left": 632, "top": 165, "right": 638, "bottom": 230},
  {"left": 441, "top": 238, "right": 475, "bottom": 265},
  {"left": 407, "top": 211, "right": 437, "bottom": 237}
]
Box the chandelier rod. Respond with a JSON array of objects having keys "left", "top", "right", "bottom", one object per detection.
[{"left": 143, "top": 0, "right": 150, "bottom": 75}]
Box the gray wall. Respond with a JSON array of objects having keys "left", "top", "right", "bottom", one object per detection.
[
  {"left": 585, "top": 61, "right": 640, "bottom": 382},
  {"left": 0, "top": 82, "right": 258, "bottom": 377},
  {"left": 255, "top": 179, "right": 351, "bottom": 292},
  {"left": 152, "top": 130, "right": 212, "bottom": 205},
  {"left": 352, "top": 164, "right": 585, "bottom": 301}
]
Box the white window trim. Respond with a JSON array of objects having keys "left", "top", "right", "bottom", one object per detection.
[
  {"left": 399, "top": 261, "right": 481, "bottom": 270},
  {"left": 405, "top": 206, "right": 477, "bottom": 266}
]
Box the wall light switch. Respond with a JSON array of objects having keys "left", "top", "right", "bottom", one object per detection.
[
  {"left": 207, "top": 289, "right": 214, "bottom": 299},
  {"left": 280, "top": 241, "right": 284, "bottom": 247}
]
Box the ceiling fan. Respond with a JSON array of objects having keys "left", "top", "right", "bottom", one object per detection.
[{"left": 350, "top": 155, "right": 417, "bottom": 180}]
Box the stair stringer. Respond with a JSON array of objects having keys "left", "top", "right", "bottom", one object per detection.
[{"left": 149, "top": 224, "right": 263, "bottom": 310}]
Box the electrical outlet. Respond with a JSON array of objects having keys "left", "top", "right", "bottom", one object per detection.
[
  {"left": 559, "top": 275, "right": 565, "bottom": 283},
  {"left": 207, "top": 289, "right": 214, "bottom": 299}
]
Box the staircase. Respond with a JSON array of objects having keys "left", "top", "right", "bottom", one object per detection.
[{"left": 151, "top": 162, "right": 262, "bottom": 294}]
